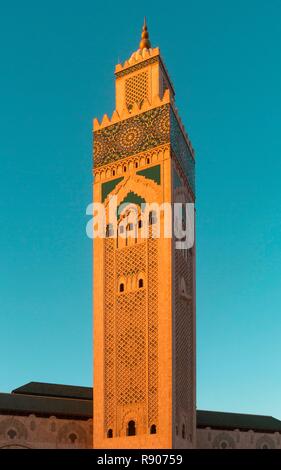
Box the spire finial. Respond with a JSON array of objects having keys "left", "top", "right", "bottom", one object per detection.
[{"left": 139, "top": 17, "right": 151, "bottom": 50}]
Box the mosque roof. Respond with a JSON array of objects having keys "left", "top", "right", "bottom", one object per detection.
[
  {"left": 197, "top": 410, "right": 281, "bottom": 433},
  {"left": 1, "top": 382, "right": 281, "bottom": 433}
]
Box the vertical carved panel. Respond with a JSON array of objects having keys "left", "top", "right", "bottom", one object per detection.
[
  {"left": 116, "top": 243, "right": 147, "bottom": 423},
  {"left": 125, "top": 71, "right": 148, "bottom": 108},
  {"left": 174, "top": 247, "right": 194, "bottom": 440},
  {"left": 147, "top": 237, "right": 159, "bottom": 428},
  {"left": 104, "top": 239, "right": 115, "bottom": 432},
  {"left": 104, "top": 234, "right": 159, "bottom": 435}
]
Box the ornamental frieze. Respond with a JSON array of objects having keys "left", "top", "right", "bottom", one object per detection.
[{"left": 94, "top": 105, "right": 170, "bottom": 168}]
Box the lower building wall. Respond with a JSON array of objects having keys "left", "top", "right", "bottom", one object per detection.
[
  {"left": 1, "top": 414, "right": 280, "bottom": 449},
  {"left": 0, "top": 414, "right": 93, "bottom": 449},
  {"left": 196, "top": 428, "right": 281, "bottom": 449}
]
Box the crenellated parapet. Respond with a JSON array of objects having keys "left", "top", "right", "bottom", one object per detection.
[
  {"left": 115, "top": 47, "right": 160, "bottom": 75},
  {"left": 93, "top": 89, "right": 171, "bottom": 131}
]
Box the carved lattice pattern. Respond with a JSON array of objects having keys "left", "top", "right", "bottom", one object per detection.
[
  {"left": 147, "top": 235, "right": 158, "bottom": 428},
  {"left": 125, "top": 71, "right": 148, "bottom": 108},
  {"left": 115, "top": 242, "right": 147, "bottom": 411},
  {"left": 174, "top": 247, "right": 194, "bottom": 439},
  {"left": 104, "top": 234, "right": 159, "bottom": 435},
  {"left": 116, "top": 289, "right": 147, "bottom": 405},
  {"left": 104, "top": 239, "right": 115, "bottom": 431}
]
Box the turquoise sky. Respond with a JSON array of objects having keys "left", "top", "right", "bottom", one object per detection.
[{"left": 1, "top": 1, "right": 281, "bottom": 419}]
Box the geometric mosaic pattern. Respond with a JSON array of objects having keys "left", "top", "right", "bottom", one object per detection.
[
  {"left": 94, "top": 105, "right": 195, "bottom": 197},
  {"left": 170, "top": 109, "right": 195, "bottom": 193},
  {"left": 94, "top": 105, "right": 170, "bottom": 168}
]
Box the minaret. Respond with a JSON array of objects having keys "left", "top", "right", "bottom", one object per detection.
[{"left": 93, "top": 20, "right": 196, "bottom": 449}]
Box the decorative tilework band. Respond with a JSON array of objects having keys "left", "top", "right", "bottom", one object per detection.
[{"left": 94, "top": 105, "right": 170, "bottom": 168}]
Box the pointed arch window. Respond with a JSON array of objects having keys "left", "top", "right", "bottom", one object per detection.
[
  {"left": 127, "top": 420, "right": 136, "bottom": 436},
  {"left": 149, "top": 211, "right": 157, "bottom": 225},
  {"left": 150, "top": 424, "right": 156, "bottom": 434},
  {"left": 106, "top": 223, "right": 114, "bottom": 238}
]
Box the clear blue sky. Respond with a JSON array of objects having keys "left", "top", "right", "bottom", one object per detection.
[{"left": 1, "top": 0, "right": 281, "bottom": 419}]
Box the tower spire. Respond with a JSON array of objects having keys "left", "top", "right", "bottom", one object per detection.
[{"left": 139, "top": 17, "right": 151, "bottom": 50}]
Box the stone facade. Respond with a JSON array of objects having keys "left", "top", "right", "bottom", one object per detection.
[
  {"left": 1, "top": 409, "right": 280, "bottom": 449},
  {"left": 197, "top": 428, "right": 281, "bottom": 449},
  {"left": 0, "top": 414, "right": 92, "bottom": 449}
]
